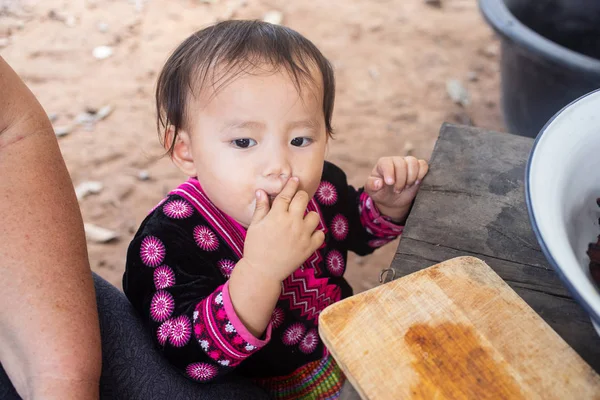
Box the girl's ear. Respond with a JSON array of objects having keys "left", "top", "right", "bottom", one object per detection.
[{"left": 167, "top": 126, "right": 197, "bottom": 177}]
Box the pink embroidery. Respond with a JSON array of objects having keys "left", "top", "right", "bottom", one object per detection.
[
  {"left": 186, "top": 363, "right": 218, "bottom": 382},
  {"left": 193, "top": 225, "right": 219, "bottom": 252},
  {"left": 326, "top": 250, "right": 345, "bottom": 277},
  {"left": 280, "top": 267, "right": 341, "bottom": 323},
  {"left": 169, "top": 315, "right": 192, "bottom": 347},
  {"left": 282, "top": 323, "right": 306, "bottom": 346},
  {"left": 193, "top": 287, "right": 265, "bottom": 367},
  {"left": 331, "top": 214, "right": 349, "bottom": 241},
  {"left": 359, "top": 192, "right": 404, "bottom": 238},
  {"left": 300, "top": 329, "right": 319, "bottom": 354},
  {"left": 316, "top": 181, "right": 337, "bottom": 206},
  {"left": 172, "top": 180, "right": 327, "bottom": 264},
  {"left": 172, "top": 181, "right": 245, "bottom": 258},
  {"left": 157, "top": 319, "right": 173, "bottom": 346},
  {"left": 150, "top": 290, "right": 175, "bottom": 322},
  {"left": 217, "top": 259, "right": 235, "bottom": 277},
  {"left": 153, "top": 265, "right": 175, "bottom": 289},
  {"left": 163, "top": 199, "right": 193, "bottom": 219},
  {"left": 140, "top": 236, "right": 166, "bottom": 267},
  {"left": 270, "top": 307, "right": 285, "bottom": 329}
]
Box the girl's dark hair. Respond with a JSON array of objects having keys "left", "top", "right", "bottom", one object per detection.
[{"left": 156, "top": 20, "right": 336, "bottom": 155}]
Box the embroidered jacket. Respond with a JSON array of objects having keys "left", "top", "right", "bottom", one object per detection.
[{"left": 123, "top": 162, "right": 403, "bottom": 398}]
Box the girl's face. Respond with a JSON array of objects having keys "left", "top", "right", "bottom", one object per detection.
[{"left": 171, "top": 67, "right": 328, "bottom": 227}]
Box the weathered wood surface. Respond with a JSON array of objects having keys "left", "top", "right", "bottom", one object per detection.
[{"left": 391, "top": 123, "right": 600, "bottom": 371}]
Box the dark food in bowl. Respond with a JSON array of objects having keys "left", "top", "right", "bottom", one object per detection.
[{"left": 589, "top": 198, "right": 600, "bottom": 286}]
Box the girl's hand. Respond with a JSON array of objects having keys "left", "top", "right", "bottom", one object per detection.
[
  {"left": 242, "top": 177, "right": 325, "bottom": 283},
  {"left": 365, "top": 156, "right": 429, "bottom": 222}
]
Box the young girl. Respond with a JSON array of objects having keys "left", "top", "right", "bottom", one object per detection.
[{"left": 123, "top": 20, "right": 428, "bottom": 399}]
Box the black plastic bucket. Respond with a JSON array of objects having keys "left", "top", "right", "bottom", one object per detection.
[{"left": 479, "top": 0, "right": 600, "bottom": 137}]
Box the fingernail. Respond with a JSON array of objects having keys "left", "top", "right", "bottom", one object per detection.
[
  {"left": 386, "top": 177, "right": 394, "bottom": 185},
  {"left": 374, "top": 179, "right": 382, "bottom": 189},
  {"left": 256, "top": 190, "right": 262, "bottom": 199},
  {"left": 291, "top": 176, "right": 299, "bottom": 182},
  {"left": 415, "top": 180, "right": 421, "bottom": 185}
]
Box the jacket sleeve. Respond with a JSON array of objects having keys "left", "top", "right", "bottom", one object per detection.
[
  {"left": 346, "top": 185, "right": 405, "bottom": 255},
  {"left": 321, "top": 162, "right": 404, "bottom": 256},
  {"left": 123, "top": 212, "right": 272, "bottom": 383}
]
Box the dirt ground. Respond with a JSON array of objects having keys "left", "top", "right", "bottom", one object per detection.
[{"left": 1, "top": 0, "right": 504, "bottom": 292}]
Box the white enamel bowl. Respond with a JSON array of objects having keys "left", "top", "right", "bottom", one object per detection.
[{"left": 525, "top": 89, "right": 600, "bottom": 335}]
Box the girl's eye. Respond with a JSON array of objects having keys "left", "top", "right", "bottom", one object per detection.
[
  {"left": 291, "top": 137, "right": 313, "bottom": 147},
  {"left": 232, "top": 138, "right": 257, "bottom": 149}
]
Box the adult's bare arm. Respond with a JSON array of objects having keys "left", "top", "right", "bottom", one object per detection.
[{"left": 0, "top": 57, "right": 101, "bottom": 399}]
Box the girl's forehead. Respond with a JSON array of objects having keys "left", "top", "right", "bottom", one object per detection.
[{"left": 192, "top": 62, "right": 324, "bottom": 105}]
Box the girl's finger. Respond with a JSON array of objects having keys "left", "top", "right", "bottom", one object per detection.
[
  {"left": 272, "top": 177, "right": 300, "bottom": 212},
  {"left": 416, "top": 159, "right": 429, "bottom": 182},
  {"left": 303, "top": 211, "right": 321, "bottom": 232},
  {"left": 391, "top": 157, "right": 407, "bottom": 193},
  {"left": 375, "top": 157, "right": 396, "bottom": 186},
  {"left": 289, "top": 190, "right": 310, "bottom": 217},
  {"left": 402, "top": 156, "right": 419, "bottom": 189},
  {"left": 366, "top": 176, "right": 384, "bottom": 192}
]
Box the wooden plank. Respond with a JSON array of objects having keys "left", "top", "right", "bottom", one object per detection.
[
  {"left": 392, "top": 123, "right": 600, "bottom": 371},
  {"left": 320, "top": 257, "right": 600, "bottom": 400}
]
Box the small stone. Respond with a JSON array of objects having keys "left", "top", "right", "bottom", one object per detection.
[
  {"left": 97, "top": 22, "right": 109, "bottom": 33},
  {"left": 93, "top": 45, "right": 113, "bottom": 60},
  {"left": 47, "top": 113, "right": 58, "bottom": 122},
  {"left": 446, "top": 79, "right": 470, "bottom": 106},
  {"left": 138, "top": 170, "right": 150, "bottom": 181},
  {"left": 0, "top": 37, "right": 10, "bottom": 48},
  {"left": 482, "top": 43, "right": 500, "bottom": 58},
  {"left": 16, "top": 20, "right": 25, "bottom": 30},
  {"left": 263, "top": 10, "right": 283, "bottom": 25},
  {"left": 76, "top": 112, "right": 96, "bottom": 125},
  {"left": 75, "top": 181, "right": 104, "bottom": 200},
  {"left": 94, "top": 105, "right": 114, "bottom": 121},
  {"left": 65, "top": 15, "right": 76, "bottom": 27},
  {"left": 84, "top": 223, "right": 119, "bottom": 243},
  {"left": 368, "top": 66, "right": 380, "bottom": 80},
  {"left": 467, "top": 71, "right": 479, "bottom": 82},
  {"left": 54, "top": 125, "right": 72, "bottom": 137}
]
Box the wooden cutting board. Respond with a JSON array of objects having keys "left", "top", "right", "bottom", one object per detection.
[{"left": 319, "top": 256, "right": 600, "bottom": 399}]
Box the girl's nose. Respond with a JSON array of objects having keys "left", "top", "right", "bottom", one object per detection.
[{"left": 263, "top": 148, "right": 291, "bottom": 180}]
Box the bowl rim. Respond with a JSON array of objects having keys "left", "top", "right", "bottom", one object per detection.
[
  {"left": 478, "top": 0, "right": 600, "bottom": 76},
  {"left": 525, "top": 88, "right": 600, "bottom": 325}
]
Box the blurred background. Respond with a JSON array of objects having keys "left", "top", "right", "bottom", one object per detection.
[{"left": 0, "top": 0, "right": 504, "bottom": 292}]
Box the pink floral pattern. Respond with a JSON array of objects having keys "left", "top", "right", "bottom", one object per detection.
[
  {"left": 153, "top": 265, "right": 176, "bottom": 289},
  {"left": 217, "top": 259, "right": 235, "bottom": 277},
  {"left": 316, "top": 181, "right": 337, "bottom": 206},
  {"left": 299, "top": 329, "right": 319, "bottom": 354},
  {"left": 169, "top": 315, "right": 192, "bottom": 347},
  {"left": 282, "top": 323, "right": 306, "bottom": 346},
  {"left": 140, "top": 236, "right": 165, "bottom": 267},
  {"left": 193, "top": 287, "right": 265, "bottom": 368},
  {"left": 326, "top": 250, "right": 345, "bottom": 277},
  {"left": 150, "top": 290, "right": 175, "bottom": 322},
  {"left": 193, "top": 225, "right": 219, "bottom": 252},
  {"left": 271, "top": 307, "right": 285, "bottom": 329},
  {"left": 163, "top": 199, "right": 193, "bottom": 219},
  {"left": 186, "top": 363, "right": 218, "bottom": 382},
  {"left": 156, "top": 319, "right": 173, "bottom": 346},
  {"left": 331, "top": 214, "right": 349, "bottom": 241}
]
